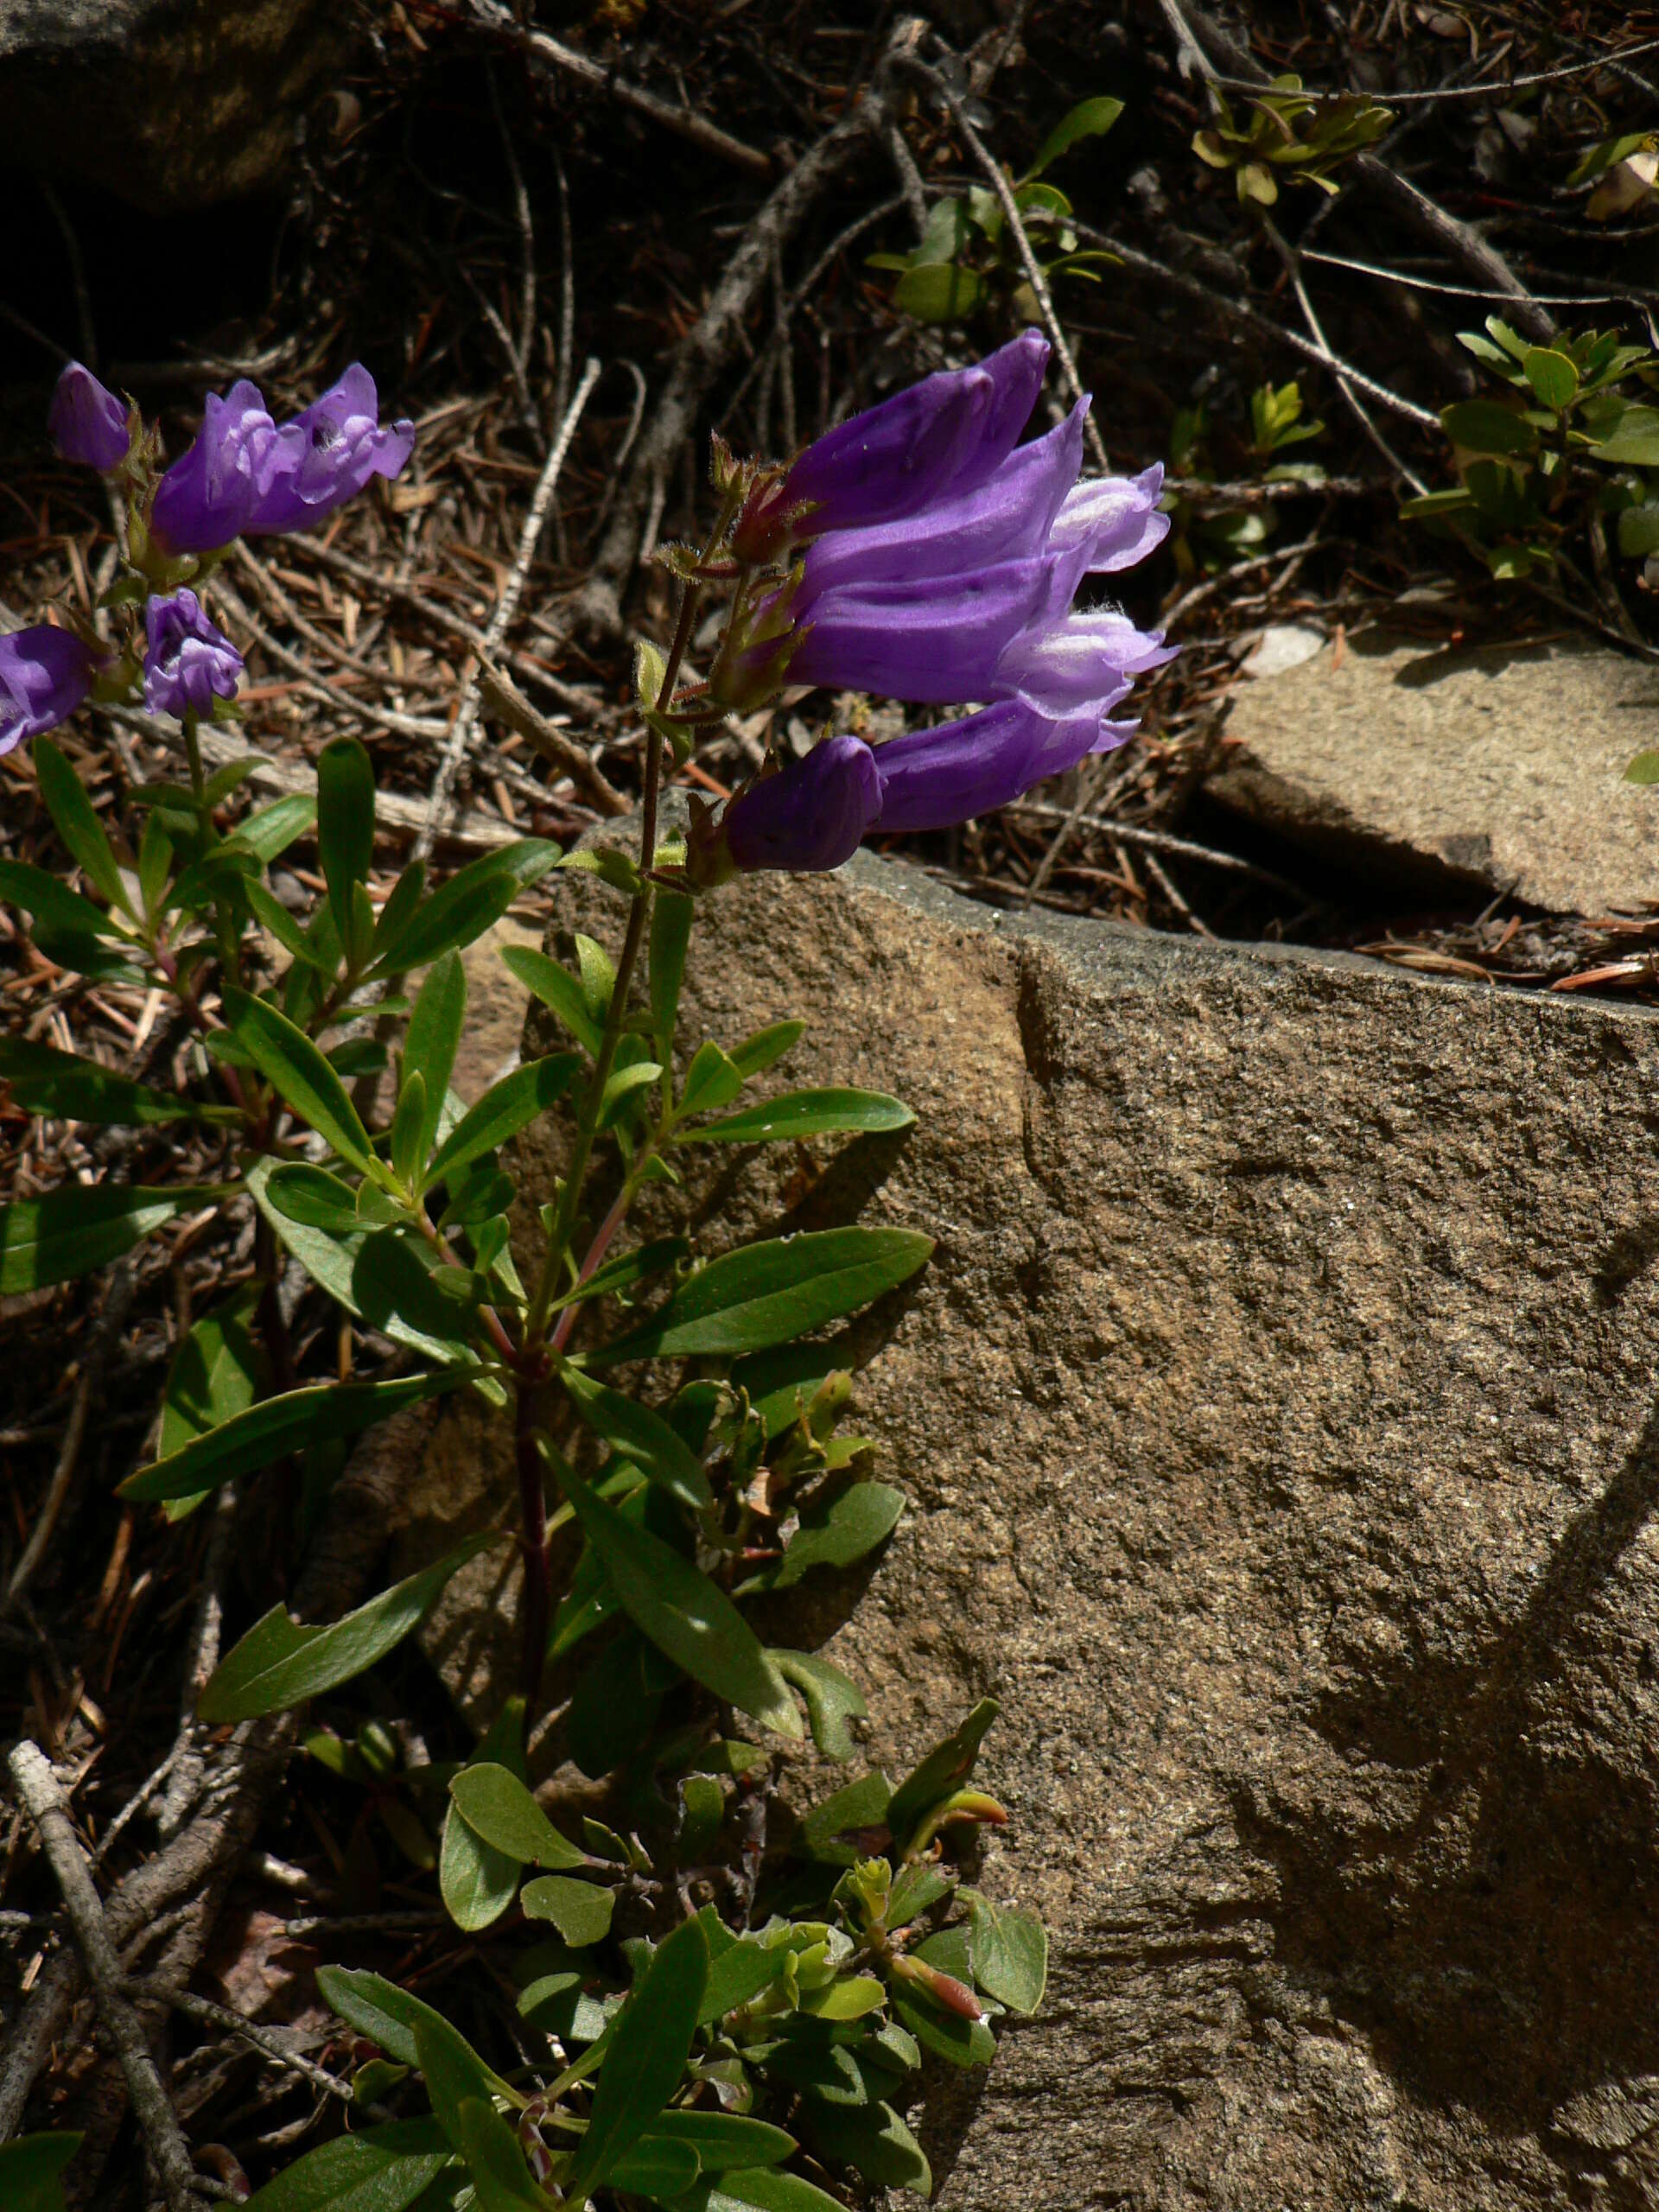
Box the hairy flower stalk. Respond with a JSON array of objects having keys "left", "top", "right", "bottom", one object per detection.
[{"left": 700, "top": 332, "right": 1173, "bottom": 875}]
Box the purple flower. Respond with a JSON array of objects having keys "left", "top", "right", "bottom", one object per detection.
[
  {"left": 149, "top": 380, "right": 291, "bottom": 556},
  {"left": 723, "top": 734, "right": 881, "bottom": 874},
  {"left": 149, "top": 366, "right": 414, "bottom": 556},
  {"left": 243, "top": 365, "right": 415, "bottom": 537},
  {"left": 734, "top": 332, "right": 1049, "bottom": 561},
  {"left": 0, "top": 626, "right": 101, "bottom": 756},
  {"left": 48, "top": 363, "right": 130, "bottom": 472},
  {"left": 143, "top": 590, "right": 243, "bottom": 719}
]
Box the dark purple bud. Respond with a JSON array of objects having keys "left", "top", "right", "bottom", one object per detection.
[
  {"left": 724, "top": 734, "right": 881, "bottom": 874},
  {"left": 244, "top": 365, "right": 414, "bottom": 537},
  {"left": 0, "top": 626, "right": 100, "bottom": 755},
  {"left": 48, "top": 362, "right": 130, "bottom": 472},
  {"left": 149, "top": 381, "right": 289, "bottom": 556},
  {"left": 143, "top": 589, "right": 244, "bottom": 719}
]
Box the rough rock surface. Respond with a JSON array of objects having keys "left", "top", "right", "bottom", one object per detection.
[
  {"left": 412, "top": 850, "right": 1659, "bottom": 2208},
  {"left": 1210, "top": 626, "right": 1659, "bottom": 914},
  {"left": 0, "top": 1, "right": 353, "bottom": 209}
]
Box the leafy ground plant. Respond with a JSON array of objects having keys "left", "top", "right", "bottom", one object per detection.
[{"left": 1, "top": 329, "right": 1172, "bottom": 2207}]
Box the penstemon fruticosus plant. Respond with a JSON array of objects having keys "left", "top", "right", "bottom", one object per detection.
[{"left": 0, "top": 334, "right": 1170, "bottom": 2209}]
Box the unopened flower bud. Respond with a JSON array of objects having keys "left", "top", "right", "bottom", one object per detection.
[
  {"left": 48, "top": 362, "right": 131, "bottom": 472},
  {"left": 889, "top": 1951, "right": 982, "bottom": 2020}
]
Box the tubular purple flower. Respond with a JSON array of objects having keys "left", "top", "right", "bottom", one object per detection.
[
  {"left": 993, "top": 608, "right": 1177, "bottom": 715},
  {"left": 786, "top": 549, "right": 1085, "bottom": 704},
  {"left": 149, "top": 380, "right": 289, "bottom": 556},
  {"left": 735, "top": 332, "right": 1050, "bottom": 560},
  {"left": 143, "top": 590, "right": 244, "bottom": 718},
  {"left": 870, "top": 694, "right": 1133, "bottom": 834},
  {"left": 48, "top": 363, "right": 130, "bottom": 472},
  {"left": 723, "top": 734, "right": 881, "bottom": 874},
  {"left": 0, "top": 626, "right": 100, "bottom": 755},
  {"left": 1048, "top": 463, "right": 1170, "bottom": 571},
  {"left": 244, "top": 365, "right": 415, "bottom": 537}
]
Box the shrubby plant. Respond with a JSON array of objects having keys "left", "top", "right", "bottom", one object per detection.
[{"left": 0, "top": 332, "right": 1169, "bottom": 2209}]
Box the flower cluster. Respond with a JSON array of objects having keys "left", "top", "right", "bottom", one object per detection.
[
  {"left": 698, "top": 332, "right": 1173, "bottom": 874},
  {"left": 0, "top": 361, "right": 414, "bottom": 756}
]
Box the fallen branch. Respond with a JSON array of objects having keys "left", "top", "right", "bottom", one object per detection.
[
  {"left": 477, "top": 660, "right": 629, "bottom": 817},
  {"left": 467, "top": 0, "right": 772, "bottom": 179},
  {"left": 8, "top": 1743, "right": 207, "bottom": 2212},
  {"left": 418, "top": 354, "right": 603, "bottom": 859}
]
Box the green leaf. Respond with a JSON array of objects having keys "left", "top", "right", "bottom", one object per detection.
[
  {"left": 610, "top": 2139, "right": 702, "bottom": 2197},
  {"left": 560, "top": 1364, "right": 713, "bottom": 1510},
  {"left": 1592, "top": 404, "right": 1659, "bottom": 467},
  {"left": 1617, "top": 504, "right": 1659, "bottom": 559},
  {"left": 887, "top": 1700, "right": 1000, "bottom": 1841},
  {"left": 452, "top": 2099, "right": 544, "bottom": 2212},
  {"left": 891, "top": 1987, "right": 996, "bottom": 2068},
  {"left": 566, "top": 1916, "right": 709, "bottom": 2200},
  {"left": 0, "top": 857, "right": 124, "bottom": 944},
  {"left": 697, "top": 1935, "right": 789, "bottom": 2026},
  {"left": 893, "top": 261, "right": 984, "bottom": 325},
  {"left": 447, "top": 1764, "right": 587, "bottom": 1869},
  {"left": 404, "top": 952, "right": 467, "bottom": 1169},
  {"left": 0, "top": 2131, "right": 82, "bottom": 2212},
  {"left": 1521, "top": 346, "right": 1579, "bottom": 411},
  {"left": 679, "top": 1088, "right": 913, "bottom": 1145},
  {"left": 423, "top": 1055, "right": 581, "bottom": 1190},
  {"left": 556, "top": 1474, "right": 800, "bottom": 1737},
  {"left": 679, "top": 1041, "right": 745, "bottom": 1120},
  {"left": 0, "top": 1039, "right": 228, "bottom": 1126},
  {"left": 247, "top": 878, "right": 333, "bottom": 972},
  {"left": 240, "top": 2123, "right": 454, "bottom": 2212},
  {"left": 266, "top": 1163, "right": 361, "bottom": 1232},
  {"left": 1027, "top": 92, "right": 1123, "bottom": 178},
  {"left": 372, "top": 842, "right": 560, "bottom": 973},
  {"left": 438, "top": 1796, "right": 520, "bottom": 1933},
  {"left": 521, "top": 1873, "right": 615, "bottom": 1945},
  {"left": 318, "top": 1968, "right": 511, "bottom": 2092},
  {"left": 761, "top": 1484, "right": 905, "bottom": 1592},
  {"left": 411, "top": 2006, "right": 508, "bottom": 2144},
  {"left": 158, "top": 1287, "right": 264, "bottom": 1517},
  {"left": 552, "top": 1236, "right": 689, "bottom": 1313},
  {"left": 647, "top": 2113, "right": 794, "bottom": 2172},
  {"left": 122, "top": 1371, "right": 458, "bottom": 1503},
  {"left": 887, "top": 1863, "right": 953, "bottom": 1929},
  {"left": 727, "top": 1020, "right": 804, "bottom": 1081},
  {"left": 499, "top": 945, "right": 603, "bottom": 1057},
  {"left": 593, "top": 1227, "right": 932, "bottom": 1364},
  {"left": 649, "top": 890, "right": 694, "bottom": 1052},
  {"left": 239, "top": 791, "right": 318, "bottom": 864},
  {"left": 808, "top": 2098, "right": 931, "bottom": 2195},
  {"left": 800, "top": 1771, "right": 893, "bottom": 1864},
  {"left": 1440, "top": 399, "right": 1541, "bottom": 457},
  {"left": 683, "top": 2168, "right": 853, "bottom": 2212},
  {"left": 1627, "top": 749, "right": 1659, "bottom": 785},
  {"left": 318, "top": 735, "right": 377, "bottom": 946},
  {"left": 196, "top": 1534, "right": 492, "bottom": 1720},
  {"left": 224, "top": 988, "right": 382, "bottom": 1179},
  {"left": 33, "top": 739, "right": 131, "bottom": 913},
  {"left": 769, "top": 1651, "right": 867, "bottom": 1763},
  {"left": 0, "top": 1182, "right": 211, "bottom": 1295},
  {"left": 965, "top": 1892, "right": 1048, "bottom": 2014}
]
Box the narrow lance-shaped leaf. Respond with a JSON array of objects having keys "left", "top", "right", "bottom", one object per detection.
[
  {"left": 499, "top": 944, "right": 602, "bottom": 1057},
  {"left": 649, "top": 888, "right": 694, "bottom": 1052},
  {"left": 121, "top": 1370, "right": 461, "bottom": 1503},
  {"left": 423, "top": 1054, "right": 581, "bottom": 1190},
  {"left": 402, "top": 950, "right": 466, "bottom": 1169},
  {"left": 317, "top": 737, "right": 376, "bottom": 947},
  {"left": 33, "top": 738, "right": 132, "bottom": 914},
  {"left": 197, "top": 1532, "right": 494, "bottom": 1722},
  {"left": 565, "top": 1915, "right": 709, "bottom": 2200},
  {"left": 0, "top": 1183, "right": 215, "bottom": 1296},
  {"left": 678, "top": 1087, "right": 914, "bottom": 1145},
  {"left": 371, "top": 841, "right": 560, "bottom": 973},
  {"left": 238, "top": 2121, "right": 454, "bottom": 2212},
  {"left": 591, "top": 1226, "right": 932, "bottom": 1364},
  {"left": 554, "top": 1469, "right": 801, "bottom": 1738},
  {"left": 0, "top": 1039, "right": 234, "bottom": 1127},
  {"left": 223, "top": 987, "right": 383, "bottom": 1180},
  {"left": 559, "top": 1363, "right": 713, "bottom": 1510}
]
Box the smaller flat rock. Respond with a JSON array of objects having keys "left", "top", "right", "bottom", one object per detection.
[{"left": 1209, "top": 626, "right": 1659, "bottom": 915}]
